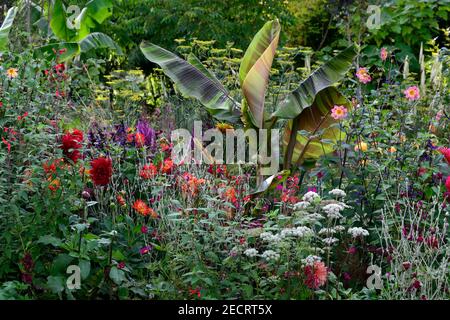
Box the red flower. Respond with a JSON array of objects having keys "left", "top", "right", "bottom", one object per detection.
[
  {"left": 439, "top": 148, "right": 450, "bottom": 164},
  {"left": 54, "top": 63, "right": 65, "bottom": 74},
  {"left": 132, "top": 199, "right": 157, "bottom": 217},
  {"left": 446, "top": 176, "right": 450, "bottom": 193},
  {"left": 139, "top": 164, "right": 157, "bottom": 179},
  {"left": 116, "top": 194, "right": 126, "bottom": 207},
  {"left": 135, "top": 132, "right": 145, "bottom": 147},
  {"left": 61, "top": 129, "right": 83, "bottom": 163},
  {"left": 161, "top": 158, "right": 174, "bottom": 174},
  {"left": 90, "top": 157, "right": 113, "bottom": 186},
  {"left": 304, "top": 261, "right": 328, "bottom": 289},
  {"left": 2, "top": 137, "right": 11, "bottom": 153}
]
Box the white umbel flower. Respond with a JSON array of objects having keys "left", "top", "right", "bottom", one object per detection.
[
  {"left": 302, "top": 191, "right": 320, "bottom": 203},
  {"left": 302, "top": 255, "right": 322, "bottom": 266},
  {"left": 333, "top": 225, "right": 345, "bottom": 232},
  {"left": 329, "top": 188, "right": 346, "bottom": 198},
  {"left": 318, "top": 228, "right": 336, "bottom": 235},
  {"left": 322, "top": 203, "right": 344, "bottom": 219},
  {"left": 294, "top": 201, "right": 310, "bottom": 210},
  {"left": 281, "top": 226, "right": 314, "bottom": 238},
  {"left": 260, "top": 232, "right": 282, "bottom": 243},
  {"left": 348, "top": 227, "right": 369, "bottom": 238},
  {"left": 322, "top": 237, "right": 339, "bottom": 245},
  {"left": 261, "top": 250, "right": 280, "bottom": 261},
  {"left": 243, "top": 248, "right": 259, "bottom": 258}
]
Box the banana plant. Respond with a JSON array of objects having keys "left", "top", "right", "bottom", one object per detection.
[
  {"left": 0, "top": 6, "right": 18, "bottom": 54},
  {"left": 140, "top": 19, "right": 356, "bottom": 180},
  {"left": 34, "top": 0, "right": 121, "bottom": 61}
]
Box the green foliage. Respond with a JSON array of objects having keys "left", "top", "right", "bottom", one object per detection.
[{"left": 0, "top": 6, "right": 18, "bottom": 53}]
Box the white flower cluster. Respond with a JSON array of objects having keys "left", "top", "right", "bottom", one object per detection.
[
  {"left": 322, "top": 237, "right": 339, "bottom": 246},
  {"left": 280, "top": 226, "right": 313, "bottom": 238},
  {"left": 260, "top": 232, "right": 282, "bottom": 243},
  {"left": 333, "top": 225, "right": 345, "bottom": 232},
  {"left": 348, "top": 227, "right": 369, "bottom": 238},
  {"left": 261, "top": 250, "right": 280, "bottom": 261},
  {"left": 318, "top": 228, "right": 336, "bottom": 235},
  {"left": 322, "top": 203, "right": 345, "bottom": 219},
  {"left": 302, "top": 191, "right": 320, "bottom": 203},
  {"left": 243, "top": 248, "right": 259, "bottom": 258},
  {"left": 329, "top": 188, "right": 346, "bottom": 198},
  {"left": 302, "top": 255, "right": 322, "bottom": 266},
  {"left": 294, "top": 201, "right": 310, "bottom": 210}
]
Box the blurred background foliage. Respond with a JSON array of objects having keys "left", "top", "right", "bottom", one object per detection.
[{"left": 2, "top": 0, "right": 450, "bottom": 72}]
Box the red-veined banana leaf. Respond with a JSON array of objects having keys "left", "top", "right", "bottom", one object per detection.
[
  {"left": 282, "top": 87, "right": 351, "bottom": 167},
  {"left": 0, "top": 6, "right": 18, "bottom": 53},
  {"left": 140, "top": 42, "right": 241, "bottom": 123},
  {"left": 239, "top": 19, "right": 281, "bottom": 129},
  {"left": 272, "top": 45, "right": 356, "bottom": 120}
]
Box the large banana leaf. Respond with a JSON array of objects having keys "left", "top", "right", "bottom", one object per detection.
[
  {"left": 50, "top": 0, "right": 76, "bottom": 41},
  {"left": 50, "top": 0, "right": 113, "bottom": 42},
  {"left": 140, "top": 42, "right": 241, "bottom": 123},
  {"left": 74, "top": 0, "right": 113, "bottom": 41},
  {"left": 239, "top": 19, "right": 280, "bottom": 128},
  {"left": 273, "top": 46, "right": 356, "bottom": 120},
  {"left": 79, "top": 32, "right": 122, "bottom": 54},
  {"left": 35, "top": 32, "right": 121, "bottom": 62},
  {"left": 0, "top": 6, "right": 18, "bottom": 53},
  {"left": 283, "top": 87, "right": 351, "bottom": 166}
]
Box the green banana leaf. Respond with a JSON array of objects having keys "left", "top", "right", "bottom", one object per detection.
[
  {"left": 140, "top": 41, "right": 241, "bottom": 123},
  {"left": 49, "top": 0, "right": 76, "bottom": 41},
  {"left": 272, "top": 45, "right": 356, "bottom": 120},
  {"left": 239, "top": 19, "right": 281, "bottom": 128},
  {"left": 74, "top": 0, "right": 113, "bottom": 41},
  {"left": 0, "top": 6, "right": 18, "bottom": 53},
  {"left": 50, "top": 0, "right": 113, "bottom": 42},
  {"left": 35, "top": 33, "right": 121, "bottom": 62},
  {"left": 283, "top": 87, "right": 351, "bottom": 166},
  {"left": 79, "top": 32, "right": 122, "bottom": 54}
]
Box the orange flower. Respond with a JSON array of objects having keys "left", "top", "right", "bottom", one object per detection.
[
  {"left": 161, "top": 158, "right": 174, "bottom": 174},
  {"left": 135, "top": 133, "right": 145, "bottom": 147},
  {"left": 48, "top": 178, "right": 60, "bottom": 192},
  {"left": 224, "top": 187, "right": 237, "bottom": 204},
  {"left": 132, "top": 199, "right": 157, "bottom": 218},
  {"left": 6, "top": 68, "right": 18, "bottom": 79},
  {"left": 139, "top": 163, "right": 157, "bottom": 179},
  {"left": 215, "top": 122, "right": 234, "bottom": 133},
  {"left": 180, "top": 173, "right": 205, "bottom": 197}
]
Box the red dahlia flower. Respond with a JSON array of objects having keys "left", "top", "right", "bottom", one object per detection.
[
  {"left": 446, "top": 176, "right": 450, "bottom": 193},
  {"left": 439, "top": 147, "right": 450, "bottom": 164},
  {"left": 90, "top": 157, "right": 113, "bottom": 186},
  {"left": 61, "top": 129, "right": 83, "bottom": 163},
  {"left": 304, "top": 261, "right": 328, "bottom": 289}
]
